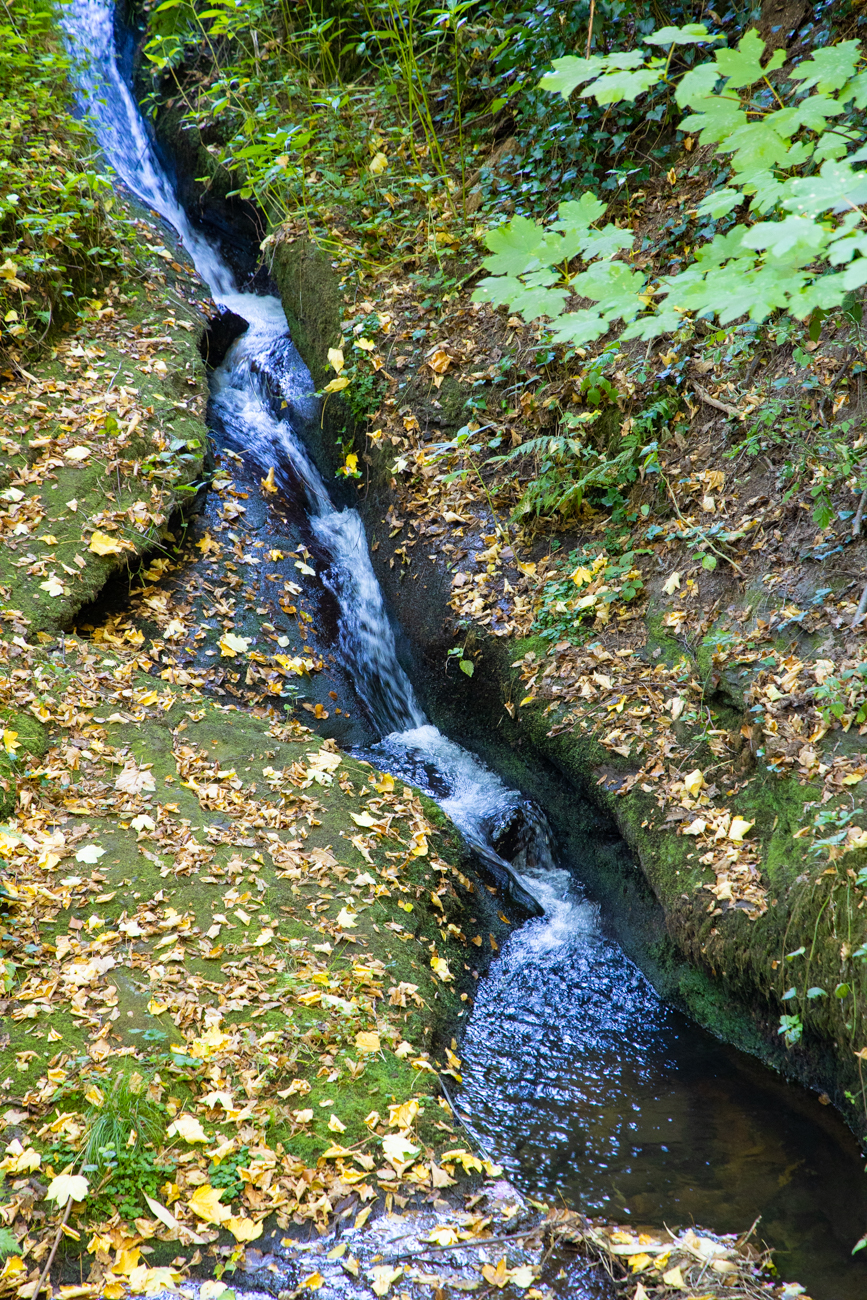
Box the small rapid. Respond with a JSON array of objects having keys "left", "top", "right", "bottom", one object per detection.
[{"left": 59, "top": 6, "right": 867, "bottom": 1297}]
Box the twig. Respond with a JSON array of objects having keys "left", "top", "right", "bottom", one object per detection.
[
  {"left": 387, "top": 1227, "right": 544, "bottom": 1262},
  {"left": 585, "top": 0, "right": 595, "bottom": 56},
  {"left": 692, "top": 380, "right": 740, "bottom": 419},
  {"left": 33, "top": 1199, "right": 72, "bottom": 1299},
  {"left": 852, "top": 581, "right": 867, "bottom": 629},
  {"left": 852, "top": 487, "right": 867, "bottom": 538}
]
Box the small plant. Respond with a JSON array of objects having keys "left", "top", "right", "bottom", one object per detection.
[{"left": 80, "top": 1073, "right": 171, "bottom": 1223}]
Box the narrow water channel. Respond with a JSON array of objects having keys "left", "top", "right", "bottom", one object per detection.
[{"left": 62, "top": 6, "right": 867, "bottom": 1295}]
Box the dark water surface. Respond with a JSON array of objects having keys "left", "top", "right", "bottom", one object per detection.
[{"left": 458, "top": 895, "right": 867, "bottom": 1297}]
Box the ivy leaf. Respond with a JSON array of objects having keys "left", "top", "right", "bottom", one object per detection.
[
  {"left": 714, "top": 30, "right": 784, "bottom": 90},
  {"left": 790, "top": 40, "right": 860, "bottom": 93},
  {"left": 645, "top": 23, "right": 720, "bottom": 46},
  {"left": 582, "top": 67, "right": 662, "bottom": 105},
  {"left": 680, "top": 97, "right": 747, "bottom": 145},
  {"left": 675, "top": 61, "right": 721, "bottom": 107},
  {"left": 481, "top": 216, "right": 545, "bottom": 275},
  {"left": 538, "top": 55, "right": 605, "bottom": 99}
]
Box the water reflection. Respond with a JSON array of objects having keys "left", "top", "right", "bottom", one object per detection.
[{"left": 459, "top": 902, "right": 867, "bottom": 1299}]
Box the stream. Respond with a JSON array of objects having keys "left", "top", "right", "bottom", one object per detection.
[{"left": 61, "top": 4, "right": 867, "bottom": 1295}]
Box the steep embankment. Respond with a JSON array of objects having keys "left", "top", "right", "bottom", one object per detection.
[{"left": 267, "top": 230, "right": 867, "bottom": 1138}]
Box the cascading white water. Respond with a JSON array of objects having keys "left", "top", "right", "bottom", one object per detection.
[{"left": 60, "top": 0, "right": 561, "bottom": 914}]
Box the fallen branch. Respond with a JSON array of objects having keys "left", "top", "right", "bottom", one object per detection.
[
  {"left": 853, "top": 487, "right": 867, "bottom": 538},
  {"left": 33, "top": 1199, "right": 72, "bottom": 1299},
  {"left": 692, "top": 380, "right": 741, "bottom": 419},
  {"left": 852, "top": 581, "right": 867, "bottom": 629}
]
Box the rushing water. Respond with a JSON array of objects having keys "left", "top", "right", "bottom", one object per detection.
[{"left": 61, "top": 6, "right": 867, "bottom": 1295}]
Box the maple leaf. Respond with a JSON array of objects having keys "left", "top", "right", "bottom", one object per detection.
[
  {"left": 88, "top": 530, "right": 125, "bottom": 556},
  {"left": 187, "top": 1184, "right": 231, "bottom": 1224},
  {"left": 225, "top": 1215, "right": 263, "bottom": 1242},
  {"left": 219, "top": 632, "right": 250, "bottom": 657},
  {"left": 355, "top": 1031, "right": 381, "bottom": 1054},
  {"left": 368, "top": 1265, "right": 403, "bottom": 1296},
  {"left": 46, "top": 1173, "right": 89, "bottom": 1207},
  {"left": 381, "top": 1133, "right": 419, "bottom": 1165},
  {"left": 115, "top": 763, "right": 156, "bottom": 795},
  {"left": 167, "top": 1113, "right": 208, "bottom": 1144}
]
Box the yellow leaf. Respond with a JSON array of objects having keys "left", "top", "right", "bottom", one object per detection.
[
  {"left": 350, "top": 811, "right": 378, "bottom": 828},
  {"left": 103, "top": 1284, "right": 126, "bottom": 1299},
  {"left": 430, "top": 955, "right": 453, "bottom": 982},
  {"left": 46, "top": 1174, "right": 89, "bottom": 1207},
  {"left": 88, "top": 531, "right": 125, "bottom": 556},
  {"left": 682, "top": 769, "right": 705, "bottom": 798},
  {"left": 328, "top": 347, "right": 345, "bottom": 373},
  {"left": 219, "top": 632, "right": 250, "bottom": 657},
  {"left": 369, "top": 152, "right": 389, "bottom": 175},
  {"left": 354, "top": 1205, "right": 373, "bottom": 1230},
  {"left": 64, "top": 446, "right": 91, "bottom": 462},
  {"left": 302, "top": 1273, "right": 324, "bottom": 1290},
  {"left": 662, "top": 1265, "right": 685, "bottom": 1288},
  {"left": 261, "top": 467, "right": 278, "bottom": 494},
  {"left": 381, "top": 1133, "right": 419, "bottom": 1165},
  {"left": 225, "top": 1216, "right": 263, "bottom": 1243},
  {"left": 323, "top": 375, "right": 350, "bottom": 394},
  {"left": 507, "top": 1265, "right": 536, "bottom": 1289},
  {"left": 328, "top": 1113, "right": 347, "bottom": 1133},
  {"left": 2, "top": 730, "right": 19, "bottom": 755},
  {"left": 187, "top": 1184, "right": 230, "bottom": 1224},
  {"left": 336, "top": 907, "right": 358, "bottom": 929},
  {"left": 728, "top": 817, "right": 754, "bottom": 842},
  {"left": 39, "top": 575, "right": 65, "bottom": 597},
  {"left": 482, "top": 1259, "right": 509, "bottom": 1288},
  {"left": 628, "top": 1253, "right": 652, "bottom": 1272},
  {"left": 368, "top": 1265, "right": 402, "bottom": 1296},
  {"left": 355, "top": 337, "right": 376, "bottom": 352},
  {"left": 167, "top": 1114, "right": 208, "bottom": 1144},
  {"left": 662, "top": 571, "right": 681, "bottom": 595},
  {"left": 355, "top": 1031, "right": 381, "bottom": 1055},
  {"left": 374, "top": 773, "right": 394, "bottom": 793},
  {"left": 112, "top": 1248, "right": 142, "bottom": 1276}
]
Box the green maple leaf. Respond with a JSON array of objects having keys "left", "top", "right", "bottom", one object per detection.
[
  {"left": 508, "top": 283, "right": 570, "bottom": 319},
  {"left": 784, "top": 160, "right": 867, "bottom": 216},
  {"left": 696, "top": 188, "right": 743, "bottom": 219},
  {"left": 569, "top": 261, "right": 646, "bottom": 313},
  {"left": 553, "top": 193, "right": 608, "bottom": 229},
  {"left": 741, "top": 214, "right": 831, "bottom": 262},
  {"left": 472, "top": 274, "right": 524, "bottom": 307},
  {"left": 714, "top": 30, "right": 785, "bottom": 90},
  {"left": 786, "top": 93, "right": 845, "bottom": 132},
  {"left": 791, "top": 41, "right": 860, "bottom": 93},
  {"left": 579, "top": 226, "right": 635, "bottom": 260},
  {"left": 680, "top": 96, "right": 747, "bottom": 144},
  {"left": 841, "top": 70, "right": 867, "bottom": 109},
  {"left": 548, "top": 309, "right": 609, "bottom": 345},
  {"left": 676, "top": 61, "right": 721, "bottom": 108},
  {"left": 582, "top": 67, "right": 662, "bottom": 105},
  {"left": 538, "top": 55, "right": 605, "bottom": 99},
  {"left": 717, "top": 120, "right": 793, "bottom": 173},
  {"left": 481, "top": 216, "right": 545, "bottom": 275},
  {"left": 645, "top": 23, "right": 720, "bottom": 46},
  {"left": 622, "top": 307, "right": 686, "bottom": 340}
]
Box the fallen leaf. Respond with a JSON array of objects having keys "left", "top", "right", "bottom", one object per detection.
[
  {"left": 46, "top": 1174, "right": 89, "bottom": 1207},
  {"left": 88, "top": 531, "right": 125, "bottom": 556},
  {"left": 167, "top": 1114, "right": 208, "bottom": 1144},
  {"left": 187, "top": 1184, "right": 230, "bottom": 1224}
]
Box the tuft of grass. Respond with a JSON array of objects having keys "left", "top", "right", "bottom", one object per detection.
[{"left": 81, "top": 1072, "right": 164, "bottom": 1175}]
